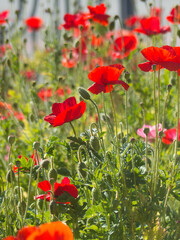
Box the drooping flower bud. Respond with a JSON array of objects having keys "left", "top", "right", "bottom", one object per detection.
[
  {"left": 33, "top": 141, "right": 40, "bottom": 150},
  {"left": 18, "top": 201, "right": 26, "bottom": 216},
  {"left": 90, "top": 136, "right": 100, "bottom": 152},
  {"left": 40, "top": 159, "right": 50, "bottom": 170},
  {"left": 6, "top": 170, "right": 15, "bottom": 183},
  {"left": 8, "top": 135, "right": 15, "bottom": 145},
  {"left": 49, "top": 200, "right": 57, "bottom": 215},
  {"left": 48, "top": 168, "right": 57, "bottom": 182},
  {"left": 78, "top": 162, "right": 87, "bottom": 178},
  {"left": 78, "top": 87, "right": 91, "bottom": 100}
]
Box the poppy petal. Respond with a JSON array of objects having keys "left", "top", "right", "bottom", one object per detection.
[
  {"left": 61, "top": 177, "right": 71, "bottom": 185},
  {"left": 38, "top": 180, "right": 51, "bottom": 192},
  {"left": 88, "top": 83, "right": 106, "bottom": 94},
  {"left": 26, "top": 222, "right": 74, "bottom": 240},
  {"left": 63, "top": 185, "right": 78, "bottom": 198}
]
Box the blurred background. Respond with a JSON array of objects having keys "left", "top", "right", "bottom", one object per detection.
[{"left": 0, "top": 0, "right": 180, "bottom": 25}]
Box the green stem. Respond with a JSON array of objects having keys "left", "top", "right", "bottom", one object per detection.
[
  {"left": 153, "top": 69, "right": 158, "bottom": 193},
  {"left": 109, "top": 85, "right": 120, "bottom": 168},
  {"left": 90, "top": 98, "right": 105, "bottom": 155},
  {"left": 145, "top": 135, "right": 148, "bottom": 172},
  {"left": 22, "top": 151, "right": 36, "bottom": 226},
  {"left": 157, "top": 69, "right": 161, "bottom": 125},
  {"left": 174, "top": 72, "right": 179, "bottom": 170},
  {"left": 69, "top": 121, "right": 76, "bottom": 137},
  {"left": 125, "top": 82, "right": 128, "bottom": 141}
]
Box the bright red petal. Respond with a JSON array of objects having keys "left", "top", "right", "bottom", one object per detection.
[
  {"left": 62, "top": 185, "right": 78, "bottom": 198},
  {"left": 17, "top": 226, "right": 37, "bottom": 240},
  {"left": 88, "top": 83, "right": 106, "bottom": 94},
  {"left": 61, "top": 177, "right": 70, "bottom": 185},
  {"left": 38, "top": 180, "right": 51, "bottom": 192}
]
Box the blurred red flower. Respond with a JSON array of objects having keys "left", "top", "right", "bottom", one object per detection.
[
  {"left": 91, "top": 34, "right": 104, "bottom": 47},
  {"left": 150, "top": 7, "right": 161, "bottom": 18},
  {"left": 125, "top": 15, "right": 142, "bottom": 28},
  {"left": 3, "top": 222, "right": 73, "bottom": 240},
  {"left": 88, "top": 64, "right": 129, "bottom": 95},
  {"left": 0, "top": 44, "right": 12, "bottom": 58},
  {"left": 25, "top": 17, "right": 43, "bottom": 31},
  {"left": 134, "top": 17, "right": 170, "bottom": 36},
  {"left": 59, "top": 12, "right": 89, "bottom": 30},
  {"left": 112, "top": 33, "right": 138, "bottom": 59},
  {"left": 137, "top": 124, "right": 166, "bottom": 142},
  {"left": 88, "top": 3, "right": 110, "bottom": 26},
  {"left": 36, "top": 177, "right": 78, "bottom": 203},
  {"left": 37, "top": 88, "right": 52, "bottom": 101},
  {"left": 21, "top": 70, "right": 36, "bottom": 80},
  {"left": 44, "top": 96, "right": 86, "bottom": 127},
  {"left": 167, "top": 6, "right": 180, "bottom": 24},
  {"left": 0, "top": 10, "right": 9, "bottom": 25}
]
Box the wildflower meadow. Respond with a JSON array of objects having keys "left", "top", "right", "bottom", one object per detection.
[{"left": 0, "top": 0, "right": 180, "bottom": 239}]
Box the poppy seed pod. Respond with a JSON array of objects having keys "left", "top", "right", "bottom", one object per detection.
[
  {"left": 152, "top": 64, "right": 157, "bottom": 71},
  {"left": 38, "top": 199, "right": 44, "bottom": 210},
  {"left": 143, "top": 128, "right": 150, "bottom": 135},
  {"left": 48, "top": 168, "right": 57, "bottom": 182},
  {"left": 15, "top": 160, "right": 21, "bottom": 168},
  {"left": 6, "top": 170, "right": 15, "bottom": 183},
  {"left": 18, "top": 201, "right": 26, "bottom": 216},
  {"left": 40, "top": 159, "right": 50, "bottom": 170},
  {"left": 33, "top": 141, "right": 40, "bottom": 150},
  {"left": 92, "top": 187, "right": 99, "bottom": 203},
  {"left": 78, "top": 87, "right": 91, "bottom": 100},
  {"left": 78, "top": 162, "right": 87, "bottom": 178},
  {"left": 50, "top": 200, "right": 57, "bottom": 215},
  {"left": 168, "top": 84, "right": 172, "bottom": 92},
  {"left": 109, "top": 20, "right": 115, "bottom": 31},
  {"left": 8, "top": 135, "right": 15, "bottom": 145},
  {"left": 90, "top": 136, "right": 100, "bottom": 152}
]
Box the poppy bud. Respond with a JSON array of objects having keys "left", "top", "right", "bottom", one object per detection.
[
  {"left": 78, "top": 162, "right": 87, "bottom": 178},
  {"left": 90, "top": 136, "right": 100, "bottom": 152},
  {"left": 33, "top": 141, "right": 40, "bottom": 150},
  {"left": 143, "top": 128, "right": 150, "bottom": 135},
  {"left": 15, "top": 160, "right": 21, "bottom": 168},
  {"left": 8, "top": 135, "right": 15, "bottom": 145},
  {"left": 177, "top": 29, "right": 180, "bottom": 38},
  {"left": 152, "top": 64, "right": 157, "bottom": 71},
  {"left": 75, "top": 40, "right": 79, "bottom": 48},
  {"left": 168, "top": 84, "right": 172, "bottom": 92},
  {"left": 48, "top": 168, "right": 57, "bottom": 182},
  {"left": 109, "top": 21, "right": 115, "bottom": 31},
  {"left": 79, "top": 25, "right": 83, "bottom": 31},
  {"left": 41, "top": 159, "right": 50, "bottom": 170},
  {"left": 159, "top": 131, "right": 164, "bottom": 138},
  {"left": 101, "top": 113, "right": 110, "bottom": 122},
  {"left": 78, "top": 87, "right": 91, "bottom": 100},
  {"left": 130, "top": 137, "right": 135, "bottom": 143},
  {"left": 124, "top": 71, "right": 130, "bottom": 80},
  {"left": 18, "top": 201, "right": 26, "bottom": 216},
  {"left": 38, "top": 199, "right": 44, "bottom": 210},
  {"left": 114, "top": 15, "right": 119, "bottom": 21},
  {"left": 23, "top": 38, "right": 27, "bottom": 44},
  {"left": 92, "top": 187, "right": 99, "bottom": 203},
  {"left": 49, "top": 200, "right": 57, "bottom": 215},
  {"left": 6, "top": 170, "right": 15, "bottom": 183}
]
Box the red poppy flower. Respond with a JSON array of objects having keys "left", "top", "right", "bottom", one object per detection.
[
  {"left": 125, "top": 15, "right": 142, "bottom": 28},
  {"left": 88, "top": 64, "right": 129, "bottom": 95},
  {"left": 113, "top": 33, "right": 138, "bottom": 59},
  {"left": 138, "top": 46, "right": 180, "bottom": 72},
  {"left": 0, "top": 44, "right": 12, "bottom": 58},
  {"left": 0, "top": 10, "right": 9, "bottom": 25},
  {"left": 25, "top": 17, "right": 43, "bottom": 31},
  {"left": 21, "top": 70, "right": 36, "bottom": 80},
  {"left": 91, "top": 34, "right": 104, "bottom": 47},
  {"left": 88, "top": 3, "right": 110, "bottom": 26},
  {"left": 167, "top": 6, "right": 180, "bottom": 24},
  {"left": 37, "top": 88, "right": 52, "bottom": 101},
  {"left": 3, "top": 222, "right": 73, "bottom": 240},
  {"left": 36, "top": 177, "right": 78, "bottom": 203},
  {"left": 134, "top": 17, "right": 170, "bottom": 36},
  {"left": 44, "top": 96, "right": 86, "bottom": 127},
  {"left": 150, "top": 7, "right": 161, "bottom": 18},
  {"left": 59, "top": 12, "right": 89, "bottom": 31}
]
